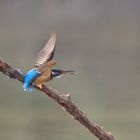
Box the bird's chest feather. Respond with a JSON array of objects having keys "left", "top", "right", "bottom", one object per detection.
[{"left": 34, "top": 69, "right": 51, "bottom": 84}]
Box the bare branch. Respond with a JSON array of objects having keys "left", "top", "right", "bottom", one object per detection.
[{"left": 0, "top": 58, "right": 116, "bottom": 140}]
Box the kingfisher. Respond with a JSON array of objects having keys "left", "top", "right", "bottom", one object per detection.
[{"left": 23, "top": 32, "right": 75, "bottom": 92}]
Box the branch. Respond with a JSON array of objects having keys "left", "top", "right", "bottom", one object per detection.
[{"left": 0, "top": 58, "right": 116, "bottom": 140}]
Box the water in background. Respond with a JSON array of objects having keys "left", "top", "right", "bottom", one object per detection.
[{"left": 0, "top": 0, "right": 140, "bottom": 140}]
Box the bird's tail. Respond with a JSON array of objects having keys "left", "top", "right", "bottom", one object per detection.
[{"left": 23, "top": 83, "right": 34, "bottom": 92}]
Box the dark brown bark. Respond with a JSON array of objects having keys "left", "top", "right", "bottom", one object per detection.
[{"left": 0, "top": 58, "right": 116, "bottom": 140}]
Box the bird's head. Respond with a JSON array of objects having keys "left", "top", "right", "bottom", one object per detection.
[{"left": 51, "top": 69, "right": 75, "bottom": 78}]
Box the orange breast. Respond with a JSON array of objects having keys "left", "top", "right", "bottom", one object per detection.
[{"left": 34, "top": 70, "right": 51, "bottom": 85}]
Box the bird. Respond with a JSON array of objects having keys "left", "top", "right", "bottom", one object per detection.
[{"left": 23, "top": 32, "right": 75, "bottom": 92}]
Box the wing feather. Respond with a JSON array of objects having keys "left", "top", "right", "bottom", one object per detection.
[{"left": 35, "top": 32, "right": 56, "bottom": 67}]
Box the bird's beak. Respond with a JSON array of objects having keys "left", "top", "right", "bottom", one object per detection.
[{"left": 62, "top": 70, "right": 76, "bottom": 75}]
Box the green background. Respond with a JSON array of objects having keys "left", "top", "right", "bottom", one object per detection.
[{"left": 0, "top": 0, "right": 140, "bottom": 140}]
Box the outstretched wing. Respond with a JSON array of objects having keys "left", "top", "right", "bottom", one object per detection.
[{"left": 35, "top": 32, "right": 56, "bottom": 67}]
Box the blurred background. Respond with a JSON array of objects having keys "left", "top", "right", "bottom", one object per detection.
[{"left": 0, "top": 0, "right": 140, "bottom": 140}]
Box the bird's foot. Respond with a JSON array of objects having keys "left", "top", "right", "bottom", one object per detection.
[{"left": 36, "top": 84, "right": 43, "bottom": 89}]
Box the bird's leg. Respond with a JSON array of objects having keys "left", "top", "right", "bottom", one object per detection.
[{"left": 35, "top": 83, "right": 43, "bottom": 89}]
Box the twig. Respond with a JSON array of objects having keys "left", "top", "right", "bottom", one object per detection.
[{"left": 0, "top": 58, "right": 116, "bottom": 140}]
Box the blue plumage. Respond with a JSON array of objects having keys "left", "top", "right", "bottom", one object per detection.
[{"left": 23, "top": 68, "right": 40, "bottom": 92}]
